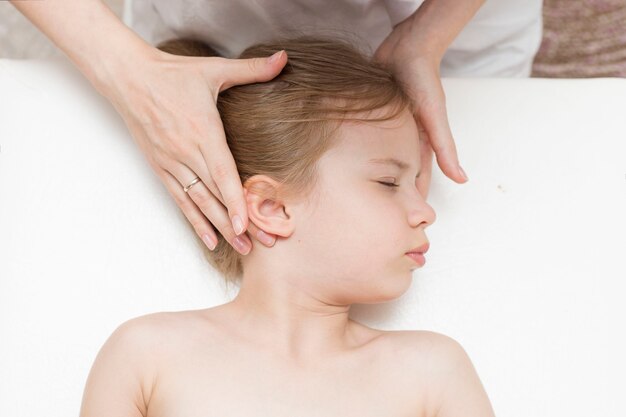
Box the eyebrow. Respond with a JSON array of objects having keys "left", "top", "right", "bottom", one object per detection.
[{"left": 368, "top": 157, "right": 421, "bottom": 177}]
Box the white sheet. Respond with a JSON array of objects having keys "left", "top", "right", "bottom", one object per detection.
[{"left": 0, "top": 57, "right": 625, "bottom": 416}]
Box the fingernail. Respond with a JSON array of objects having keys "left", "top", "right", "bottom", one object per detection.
[
  {"left": 268, "top": 50, "right": 283, "bottom": 64},
  {"left": 257, "top": 230, "right": 275, "bottom": 246},
  {"left": 202, "top": 234, "right": 217, "bottom": 251},
  {"left": 458, "top": 165, "right": 469, "bottom": 181},
  {"left": 233, "top": 236, "right": 251, "bottom": 255},
  {"left": 232, "top": 215, "right": 244, "bottom": 235}
]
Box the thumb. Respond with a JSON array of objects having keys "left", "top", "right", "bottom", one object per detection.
[
  {"left": 216, "top": 50, "right": 287, "bottom": 92},
  {"left": 418, "top": 102, "right": 468, "bottom": 184}
]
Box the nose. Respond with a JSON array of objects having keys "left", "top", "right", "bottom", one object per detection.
[{"left": 408, "top": 193, "right": 437, "bottom": 228}]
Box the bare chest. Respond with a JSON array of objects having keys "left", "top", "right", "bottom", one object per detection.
[{"left": 146, "top": 333, "right": 428, "bottom": 417}]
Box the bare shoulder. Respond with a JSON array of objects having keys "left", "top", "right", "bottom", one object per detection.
[
  {"left": 121, "top": 309, "right": 205, "bottom": 338},
  {"left": 101, "top": 311, "right": 207, "bottom": 406},
  {"left": 108, "top": 313, "right": 181, "bottom": 383},
  {"left": 111, "top": 310, "right": 187, "bottom": 357},
  {"left": 398, "top": 330, "right": 468, "bottom": 373},
  {"left": 380, "top": 329, "right": 464, "bottom": 371},
  {"left": 115, "top": 309, "right": 214, "bottom": 359},
  {"left": 392, "top": 330, "right": 495, "bottom": 417},
  {"left": 380, "top": 330, "right": 495, "bottom": 417},
  {"left": 374, "top": 330, "right": 458, "bottom": 415},
  {"left": 80, "top": 312, "right": 179, "bottom": 417}
]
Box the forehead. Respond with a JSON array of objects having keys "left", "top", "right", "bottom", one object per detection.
[{"left": 329, "top": 108, "right": 420, "bottom": 167}]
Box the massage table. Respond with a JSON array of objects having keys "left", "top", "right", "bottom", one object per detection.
[{"left": 1, "top": 56, "right": 624, "bottom": 417}]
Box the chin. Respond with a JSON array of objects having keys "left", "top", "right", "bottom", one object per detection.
[{"left": 375, "top": 274, "right": 413, "bottom": 303}]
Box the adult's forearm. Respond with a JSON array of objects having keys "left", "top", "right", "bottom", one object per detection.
[
  {"left": 9, "top": 0, "right": 151, "bottom": 93},
  {"left": 406, "top": 0, "right": 487, "bottom": 61}
]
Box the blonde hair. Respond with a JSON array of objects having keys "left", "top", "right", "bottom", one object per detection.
[{"left": 156, "top": 33, "right": 414, "bottom": 288}]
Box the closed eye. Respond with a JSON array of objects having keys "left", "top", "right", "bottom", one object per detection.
[{"left": 377, "top": 181, "right": 399, "bottom": 188}]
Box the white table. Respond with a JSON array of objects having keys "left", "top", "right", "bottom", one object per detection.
[{"left": 1, "top": 57, "right": 625, "bottom": 417}]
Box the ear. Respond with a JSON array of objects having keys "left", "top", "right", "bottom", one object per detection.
[{"left": 243, "top": 175, "right": 295, "bottom": 238}]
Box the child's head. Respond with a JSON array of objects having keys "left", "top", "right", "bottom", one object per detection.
[{"left": 157, "top": 34, "right": 436, "bottom": 300}]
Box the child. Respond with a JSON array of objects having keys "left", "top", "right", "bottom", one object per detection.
[{"left": 79, "top": 34, "right": 495, "bottom": 417}]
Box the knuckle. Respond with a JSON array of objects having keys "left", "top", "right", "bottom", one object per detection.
[
  {"left": 211, "top": 160, "right": 231, "bottom": 180},
  {"left": 152, "top": 149, "right": 170, "bottom": 167},
  {"left": 187, "top": 186, "right": 212, "bottom": 207},
  {"left": 207, "top": 218, "right": 234, "bottom": 243},
  {"left": 168, "top": 140, "right": 191, "bottom": 160},
  {"left": 432, "top": 96, "right": 448, "bottom": 110},
  {"left": 221, "top": 193, "right": 240, "bottom": 210},
  {"left": 217, "top": 224, "right": 235, "bottom": 242},
  {"left": 247, "top": 58, "right": 259, "bottom": 73},
  {"left": 188, "top": 220, "right": 208, "bottom": 236},
  {"left": 171, "top": 189, "right": 191, "bottom": 208},
  {"left": 149, "top": 133, "right": 171, "bottom": 155},
  {"left": 171, "top": 141, "right": 192, "bottom": 160},
  {"left": 418, "top": 98, "right": 443, "bottom": 112},
  {"left": 152, "top": 133, "right": 189, "bottom": 161}
]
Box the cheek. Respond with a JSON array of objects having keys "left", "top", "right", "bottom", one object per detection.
[
  {"left": 292, "top": 188, "right": 410, "bottom": 293},
  {"left": 291, "top": 191, "right": 357, "bottom": 262},
  {"left": 323, "top": 187, "right": 405, "bottom": 254},
  {"left": 356, "top": 202, "right": 406, "bottom": 253},
  {"left": 294, "top": 180, "right": 405, "bottom": 256}
]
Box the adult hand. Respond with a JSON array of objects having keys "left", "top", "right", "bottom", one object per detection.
[
  {"left": 100, "top": 46, "right": 287, "bottom": 255},
  {"left": 373, "top": 24, "right": 469, "bottom": 199}
]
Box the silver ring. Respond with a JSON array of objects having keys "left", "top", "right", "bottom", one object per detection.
[{"left": 183, "top": 176, "right": 201, "bottom": 193}]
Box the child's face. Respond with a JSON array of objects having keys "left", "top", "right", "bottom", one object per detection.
[{"left": 288, "top": 107, "right": 437, "bottom": 303}]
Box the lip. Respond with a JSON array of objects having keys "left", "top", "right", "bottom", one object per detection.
[
  {"left": 405, "top": 252, "right": 426, "bottom": 267},
  {"left": 407, "top": 243, "right": 429, "bottom": 254}
]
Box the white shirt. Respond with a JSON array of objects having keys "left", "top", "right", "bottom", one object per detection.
[{"left": 126, "top": 0, "right": 543, "bottom": 77}]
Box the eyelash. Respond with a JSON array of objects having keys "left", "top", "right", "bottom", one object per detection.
[{"left": 378, "top": 181, "right": 399, "bottom": 188}]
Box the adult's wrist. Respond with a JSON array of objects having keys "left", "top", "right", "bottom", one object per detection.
[
  {"left": 383, "top": 12, "right": 445, "bottom": 68},
  {"left": 9, "top": 0, "right": 155, "bottom": 98},
  {"left": 399, "top": 0, "right": 486, "bottom": 63},
  {"left": 88, "top": 35, "right": 155, "bottom": 99}
]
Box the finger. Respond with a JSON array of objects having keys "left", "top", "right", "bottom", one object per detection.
[
  {"left": 245, "top": 219, "right": 276, "bottom": 247},
  {"left": 150, "top": 162, "right": 220, "bottom": 252},
  {"left": 160, "top": 157, "right": 254, "bottom": 256},
  {"left": 198, "top": 115, "right": 250, "bottom": 238},
  {"left": 186, "top": 180, "right": 253, "bottom": 256},
  {"left": 180, "top": 152, "right": 277, "bottom": 248},
  {"left": 416, "top": 88, "right": 468, "bottom": 184},
  {"left": 416, "top": 119, "right": 435, "bottom": 199},
  {"left": 242, "top": 188, "right": 276, "bottom": 247},
  {"left": 212, "top": 50, "right": 288, "bottom": 92}
]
